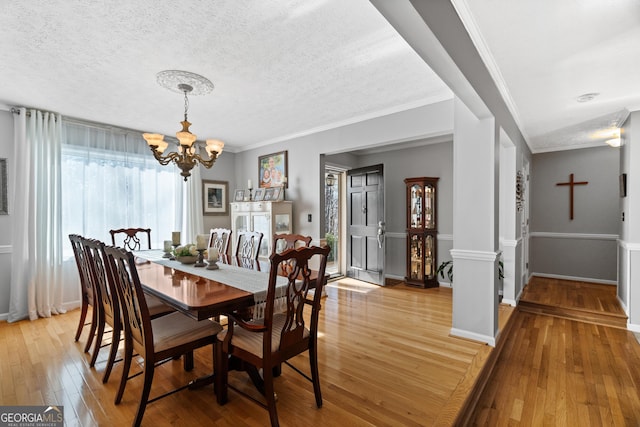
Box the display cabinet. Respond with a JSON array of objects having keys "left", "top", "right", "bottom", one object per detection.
[
  {"left": 404, "top": 177, "right": 439, "bottom": 288},
  {"left": 230, "top": 201, "right": 292, "bottom": 259}
]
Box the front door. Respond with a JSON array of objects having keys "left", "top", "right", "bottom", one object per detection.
[{"left": 346, "top": 165, "right": 385, "bottom": 285}]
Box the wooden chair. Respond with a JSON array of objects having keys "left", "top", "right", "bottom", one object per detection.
[
  {"left": 109, "top": 228, "right": 152, "bottom": 251},
  {"left": 215, "top": 245, "right": 330, "bottom": 427},
  {"left": 208, "top": 228, "right": 232, "bottom": 256},
  {"left": 235, "top": 230, "right": 264, "bottom": 260},
  {"left": 272, "top": 233, "right": 312, "bottom": 255},
  {"left": 104, "top": 245, "right": 223, "bottom": 427},
  {"left": 69, "top": 234, "right": 97, "bottom": 353},
  {"left": 82, "top": 238, "right": 174, "bottom": 383}
]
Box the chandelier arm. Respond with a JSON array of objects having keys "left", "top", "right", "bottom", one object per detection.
[
  {"left": 150, "top": 147, "right": 181, "bottom": 166},
  {"left": 191, "top": 152, "right": 219, "bottom": 169}
]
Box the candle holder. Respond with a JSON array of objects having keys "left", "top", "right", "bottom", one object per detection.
[
  {"left": 170, "top": 243, "right": 179, "bottom": 260},
  {"left": 163, "top": 243, "right": 173, "bottom": 258},
  {"left": 248, "top": 187, "right": 253, "bottom": 201},
  {"left": 194, "top": 249, "right": 206, "bottom": 267}
]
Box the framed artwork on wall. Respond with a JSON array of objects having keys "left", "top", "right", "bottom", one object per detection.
[
  {"left": 258, "top": 150, "right": 288, "bottom": 189},
  {"left": 202, "top": 180, "right": 229, "bottom": 215}
]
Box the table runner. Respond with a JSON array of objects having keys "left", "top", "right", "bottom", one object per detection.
[{"left": 134, "top": 250, "right": 287, "bottom": 317}]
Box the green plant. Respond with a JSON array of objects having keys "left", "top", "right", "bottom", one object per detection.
[
  {"left": 436, "top": 259, "right": 504, "bottom": 283},
  {"left": 325, "top": 233, "right": 337, "bottom": 262}
]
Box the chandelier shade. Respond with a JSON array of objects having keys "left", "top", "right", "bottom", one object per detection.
[{"left": 143, "top": 71, "right": 224, "bottom": 181}]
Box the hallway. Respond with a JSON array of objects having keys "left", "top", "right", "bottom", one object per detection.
[{"left": 470, "top": 277, "right": 640, "bottom": 425}]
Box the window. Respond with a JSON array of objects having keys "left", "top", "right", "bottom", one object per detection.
[{"left": 61, "top": 122, "right": 179, "bottom": 257}]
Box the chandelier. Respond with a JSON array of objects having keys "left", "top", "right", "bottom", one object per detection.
[{"left": 143, "top": 70, "right": 224, "bottom": 181}]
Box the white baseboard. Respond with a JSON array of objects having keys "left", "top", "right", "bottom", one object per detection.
[
  {"left": 450, "top": 327, "right": 496, "bottom": 347},
  {"left": 627, "top": 323, "right": 640, "bottom": 333},
  {"left": 0, "top": 313, "right": 7, "bottom": 321},
  {"left": 438, "top": 281, "right": 452, "bottom": 288}
]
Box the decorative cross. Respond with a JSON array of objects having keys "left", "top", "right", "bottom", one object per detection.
[{"left": 556, "top": 173, "right": 588, "bottom": 220}]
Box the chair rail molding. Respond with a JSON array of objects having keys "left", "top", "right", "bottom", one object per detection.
[
  {"left": 530, "top": 232, "right": 619, "bottom": 241},
  {"left": 0, "top": 245, "right": 12, "bottom": 254}
]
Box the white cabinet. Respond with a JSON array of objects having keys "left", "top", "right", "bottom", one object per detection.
[{"left": 230, "top": 201, "right": 293, "bottom": 259}]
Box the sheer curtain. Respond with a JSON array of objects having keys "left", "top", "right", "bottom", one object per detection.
[{"left": 10, "top": 109, "right": 65, "bottom": 322}]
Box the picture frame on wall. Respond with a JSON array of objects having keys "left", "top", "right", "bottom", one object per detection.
[
  {"left": 202, "top": 180, "right": 229, "bottom": 216},
  {"left": 259, "top": 150, "right": 288, "bottom": 189}
]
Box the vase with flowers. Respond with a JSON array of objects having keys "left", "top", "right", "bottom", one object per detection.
[{"left": 173, "top": 244, "right": 198, "bottom": 264}]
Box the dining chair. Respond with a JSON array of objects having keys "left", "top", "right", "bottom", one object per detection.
[
  {"left": 103, "top": 245, "right": 222, "bottom": 427},
  {"left": 69, "top": 234, "right": 98, "bottom": 353},
  {"left": 235, "top": 230, "right": 264, "bottom": 260},
  {"left": 215, "top": 245, "right": 330, "bottom": 427},
  {"left": 271, "top": 233, "right": 312, "bottom": 255},
  {"left": 82, "top": 238, "right": 175, "bottom": 383},
  {"left": 208, "top": 227, "right": 232, "bottom": 256},
  {"left": 109, "top": 228, "right": 152, "bottom": 251}
]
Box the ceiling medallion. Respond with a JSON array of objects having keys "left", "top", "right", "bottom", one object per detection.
[{"left": 156, "top": 70, "right": 214, "bottom": 95}]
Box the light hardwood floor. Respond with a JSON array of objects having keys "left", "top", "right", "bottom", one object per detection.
[
  {"left": 0, "top": 279, "right": 501, "bottom": 426},
  {"left": 2, "top": 277, "right": 638, "bottom": 426}
]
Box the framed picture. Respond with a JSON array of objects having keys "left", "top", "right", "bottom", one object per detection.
[
  {"left": 264, "top": 188, "right": 275, "bottom": 201},
  {"left": 253, "top": 188, "right": 265, "bottom": 201},
  {"left": 202, "top": 180, "right": 228, "bottom": 216},
  {"left": 272, "top": 187, "right": 282, "bottom": 201},
  {"left": 259, "top": 150, "right": 288, "bottom": 188},
  {"left": 234, "top": 189, "right": 245, "bottom": 202}
]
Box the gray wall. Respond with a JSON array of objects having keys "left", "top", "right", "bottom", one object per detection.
[
  {"left": 0, "top": 110, "right": 14, "bottom": 315},
  {"left": 530, "top": 146, "right": 620, "bottom": 282},
  {"left": 330, "top": 140, "right": 454, "bottom": 279}
]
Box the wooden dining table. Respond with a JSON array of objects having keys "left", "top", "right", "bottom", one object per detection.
[
  {"left": 133, "top": 249, "right": 327, "bottom": 393},
  {"left": 134, "top": 251, "right": 272, "bottom": 321}
]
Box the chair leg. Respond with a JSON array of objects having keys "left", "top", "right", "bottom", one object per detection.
[
  {"left": 89, "top": 314, "right": 105, "bottom": 367},
  {"left": 262, "top": 366, "right": 279, "bottom": 427},
  {"left": 75, "top": 300, "right": 88, "bottom": 342},
  {"left": 115, "top": 339, "right": 133, "bottom": 405},
  {"left": 215, "top": 343, "right": 228, "bottom": 405},
  {"left": 84, "top": 305, "right": 98, "bottom": 353},
  {"left": 183, "top": 351, "right": 194, "bottom": 371},
  {"left": 309, "top": 345, "right": 323, "bottom": 408},
  {"left": 103, "top": 322, "right": 121, "bottom": 383},
  {"left": 133, "top": 362, "right": 155, "bottom": 427}
]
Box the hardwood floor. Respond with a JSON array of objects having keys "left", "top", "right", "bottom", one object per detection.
[
  {"left": 2, "top": 277, "right": 637, "bottom": 426},
  {"left": 0, "top": 279, "right": 502, "bottom": 426},
  {"left": 470, "top": 277, "right": 640, "bottom": 426}
]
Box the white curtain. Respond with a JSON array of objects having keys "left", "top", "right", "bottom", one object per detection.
[
  {"left": 9, "top": 109, "right": 65, "bottom": 322},
  {"left": 181, "top": 165, "right": 205, "bottom": 244}
]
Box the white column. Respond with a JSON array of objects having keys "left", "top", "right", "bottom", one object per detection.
[{"left": 451, "top": 97, "right": 500, "bottom": 346}]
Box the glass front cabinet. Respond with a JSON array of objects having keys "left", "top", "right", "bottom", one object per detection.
[
  {"left": 230, "top": 201, "right": 292, "bottom": 259},
  {"left": 404, "top": 177, "right": 439, "bottom": 288}
]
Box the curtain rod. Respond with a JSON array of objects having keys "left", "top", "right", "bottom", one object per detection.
[{"left": 10, "top": 106, "right": 152, "bottom": 138}]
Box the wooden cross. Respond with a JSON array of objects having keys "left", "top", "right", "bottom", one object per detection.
[{"left": 556, "top": 173, "right": 588, "bottom": 220}]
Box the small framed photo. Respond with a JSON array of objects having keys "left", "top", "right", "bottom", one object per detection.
[
  {"left": 234, "top": 189, "right": 245, "bottom": 202},
  {"left": 272, "top": 187, "right": 282, "bottom": 201},
  {"left": 264, "top": 188, "right": 275, "bottom": 201},
  {"left": 202, "top": 180, "right": 228, "bottom": 216},
  {"left": 253, "top": 188, "right": 265, "bottom": 201},
  {"left": 259, "top": 150, "right": 288, "bottom": 189}
]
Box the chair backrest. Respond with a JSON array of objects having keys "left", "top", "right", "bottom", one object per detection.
[
  {"left": 103, "top": 245, "right": 153, "bottom": 357},
  {"left": 272, "top": 233, "right": 312, "bottom": 255},
  {"left": 265, "top": 245, "right": 330, "bottom": 355},
  {"left": 235, "top": 231, "right": 264, "bottom": 260},
  {"left": 69, "top": 234, "right": 94, "bottom": 306},
  {"left": 83, "top": 238, "right": 118, "bottom": 325},
  {"left": 109, "top": 228, "right": 152, "bottom": 251},
  {"left": 208, "top": 228, "right": 232, "bottom": 256}
]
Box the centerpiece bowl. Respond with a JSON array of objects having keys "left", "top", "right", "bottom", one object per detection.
[{"left": 175, "top": 255, "right": 197, "bottom": 264}]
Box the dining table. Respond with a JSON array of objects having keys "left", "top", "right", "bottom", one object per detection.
[{"left": 131, "top": 249, "right": 327, "bottom": 392}]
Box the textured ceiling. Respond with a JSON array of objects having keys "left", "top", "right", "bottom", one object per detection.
[
  {"left": 1, "top": 1, "right": 638, "bottom": 154},
  {"left": 0, "top": 0, "right": 451, "bottom": 152}
]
